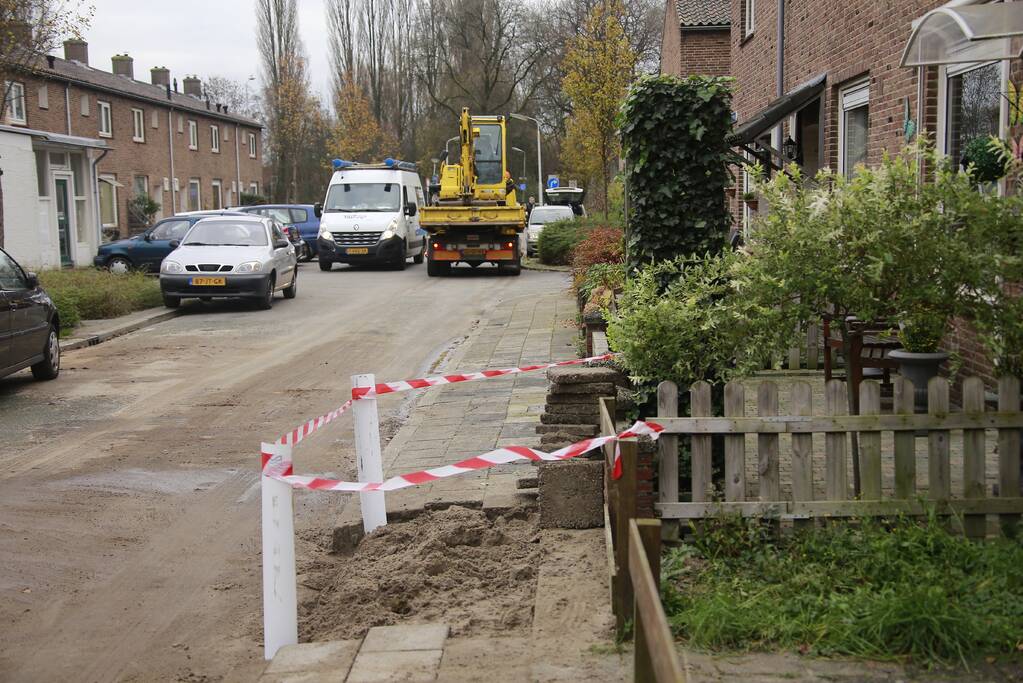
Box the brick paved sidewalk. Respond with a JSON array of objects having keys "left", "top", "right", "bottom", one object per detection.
[{"left": 339, "top": 282, "right": 578, "bottom": 524}]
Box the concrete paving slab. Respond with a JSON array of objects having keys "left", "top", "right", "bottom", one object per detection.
[
  {"left": 360, "top": 624, "right": 449, "bottom": 653},
  {"left": 346, "top": 649, "right": 443, "bottom": 683},
  {"left": 261, "top": 640, "right": 361, "bottom": 679}
]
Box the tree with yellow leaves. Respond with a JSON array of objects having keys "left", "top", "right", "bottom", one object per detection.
[
  {"left": 561, "top": 0, "right": 636, "bottom": 211},
  {"left": 331, "top": 75, "right": 397, "bottom": 163}
]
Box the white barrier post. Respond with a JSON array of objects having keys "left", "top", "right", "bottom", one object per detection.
[
  {"left": 352, "top": 373, "right": 387, "bottom": 532},
  {"left": 261, "top": 442, "right": 298, "bottom": 660}
]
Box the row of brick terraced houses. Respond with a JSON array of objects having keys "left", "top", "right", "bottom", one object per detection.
[
  {"left": 661, "top": 0, "right": 1023, "bottom": 384},
  {"left": 1, "top": 39, "right": 263, "bottom": 269}
]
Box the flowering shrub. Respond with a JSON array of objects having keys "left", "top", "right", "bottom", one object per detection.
[{"left": 571, "top": 226, "right": 623, "bottom": 275}]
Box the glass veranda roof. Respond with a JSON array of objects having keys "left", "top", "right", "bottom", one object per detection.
[{"left": 901, "top": 4, "right": 1023, "bottom": 67}]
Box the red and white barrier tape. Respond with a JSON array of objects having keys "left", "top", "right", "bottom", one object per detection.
[
  {"left": 275, "top": 353, "right": 614, "bottom": 447},
  {"left": 262, "top": 420, "right": 662, "bottom": 492}
]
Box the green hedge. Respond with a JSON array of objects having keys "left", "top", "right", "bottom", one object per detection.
[
  {"left": 39, "top": 269, "right": 163, "bottom": 333},
  {"left": 537, "top": 219, "right": 583, "bottom": 265}
]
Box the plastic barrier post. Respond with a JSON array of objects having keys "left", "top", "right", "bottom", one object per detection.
[
  {"left": 261, "top": 442, "right": 298, "bottom": 660},
  {"left": 352, "top": 373, "right": 387, "bottom": 532}
]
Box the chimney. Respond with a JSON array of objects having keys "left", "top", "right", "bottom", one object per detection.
[
  {"left": 183, "top": 75, "right": 202, "bottom": 98},
  {"left": 151, "top": 66, "right": 170, "bottom": 88},
  {"left": 173, "top": 78, "right": 178, "bottom": 93},
  {"left": 111, "top": 53, "right": 134, "bottom": 79},
  {"left": 63, "top": 39, "right": 88, "bottom": 64}
]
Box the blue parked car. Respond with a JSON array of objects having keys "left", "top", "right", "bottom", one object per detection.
[
  {"left": 93, "top": 210, "right": 246, "bottom": 273},
  {"left": 235, "top": 204, "right": 322, "bottom": 261}
]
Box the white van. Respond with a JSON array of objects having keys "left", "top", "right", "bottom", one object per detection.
[{"left": 316, "top": 159, "right": 427, "bottom": 271}]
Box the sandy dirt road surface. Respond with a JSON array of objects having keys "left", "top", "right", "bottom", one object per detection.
[{"left": 0, "top": 263, "right": 566, "bottom": 682}]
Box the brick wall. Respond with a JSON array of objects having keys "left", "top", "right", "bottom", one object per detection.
[
  {"left": 660, "top": 2, "right": 682, "bottom": 76},
  {"left": 10, "top": 72, "right": 262, "bottom": 239},
  {"left": 680, "top": 28, "right": 731, "bottom": 76}
]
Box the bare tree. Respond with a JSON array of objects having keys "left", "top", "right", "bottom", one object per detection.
[{"left": 202, "top": 75, "right": 262, "bottom": 120}]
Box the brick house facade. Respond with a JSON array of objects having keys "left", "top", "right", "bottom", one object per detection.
[
  {"left": 660, "top": 0, "right": 731, "bottom": 77},
  {"left": 3, "top": 40, "right": 263, "bottom": 240}
]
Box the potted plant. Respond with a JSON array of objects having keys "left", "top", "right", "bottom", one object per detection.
[
  {"left": 741, "top": 191, "right": 758, "bottom": 210},
  {"left": 888, "top": 309, "right": 952, "bottom": 411}
]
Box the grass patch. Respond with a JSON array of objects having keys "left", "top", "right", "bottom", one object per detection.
[
  {"left": 662, "top": 514, "right": 1023, "bottom": 666},
  {"left": 39, "top": 268, "right": 163, "bottom": 333}
]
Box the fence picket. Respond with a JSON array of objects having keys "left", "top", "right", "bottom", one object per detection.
[
  {"left": 657, "top": 381, "right": 679, "bottom": 505},
  {"left": 893, "top": 377, "right": 916, "bottom": 499},
  {"left": 962, "top": 377, "right": 987, "bottom": 539},
  {"left": 691, "top": 381, "right": 713, "bottom": 503},
  {"left": 724, "top": 382, "right": 746, "bottom": 502},
  {"left": 806, "top": 324, "right": 819, "bottom": 370},
  {"left": 758, "top": 381, "right": 780, "bottom": 501},
  {"left": 928, "top": 377, "right": 951, "bottom": 501},
  {"left": 859, "top": 381, "right": 882, "bottom": 500},
  {"left": 998, "top": 375, "right": 1021, "bottom": 537},
  {"left": 790, "top": 382, "right": 814, "bottom": 503},
  {"left": 825, "top": 380, "right": 849, "bottom": 500}
]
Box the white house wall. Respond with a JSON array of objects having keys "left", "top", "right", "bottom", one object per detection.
[{"left": 0, "top": 131, "right": 60, "bottom": 269}]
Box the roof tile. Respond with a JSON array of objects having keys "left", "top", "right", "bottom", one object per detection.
[{"left": 675, "top": 0, "right": 730, "bottom": 27}]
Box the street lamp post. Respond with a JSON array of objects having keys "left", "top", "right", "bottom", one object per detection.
[
  {"left": 510, "top": 113, "right": 543, "bottom": 206},
  {"left": 510, "top": 146, "right": 526, "bottom": 189}
]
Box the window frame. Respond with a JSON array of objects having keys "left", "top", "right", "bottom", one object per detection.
[
  {"left": 187, "top": 178, "right": 201, "bottom": 212},
  {"left": 211, "top": 179, "right": 223, "bottom": 210},
  {"left": 743, "top": 0, "right": 755, "bottom": 38},
  {"left": 248, "top": 132, "right": 257, "bottom": 158},
  {"left": 211, "top": 124, "right": 220, "bottom": 153},
  {"left": 6, "top": 81, "right": 26, "bottom": 124},
  {"left": 99, "top": 175, "right": 119, "bottom": 228},
  {"left": 188, "top": 120, "right": 198, "bottom": 150},
  {"left": 838, "top": 79, "right": 870, "bottom": 178},
  {"left": 249, "top": 181, "right": 259, "bottom": 195},
  {"left": 936, "top": 60, "right": 1008, "bottom": 161},
  {"left": 98, "top": 100, "right": 112, "bottom": 137},
  {"left": 131, "top": 107, "right": 145, "bottom": 143}
]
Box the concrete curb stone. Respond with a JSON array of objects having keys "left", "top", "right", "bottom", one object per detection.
[{"left": 63, "top": 307, "right": 182, "bottom": 352}]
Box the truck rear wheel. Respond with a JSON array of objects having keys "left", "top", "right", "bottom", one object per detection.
[
  {"left": 498, "top": 262, "right": 521, "bottom": 276},
  {"left": 427, "top": 259, "right": 450, "bottom": 277}
]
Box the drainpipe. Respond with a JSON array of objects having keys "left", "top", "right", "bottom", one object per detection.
[
  {"left": 168, "top": 109, "right": 176, "bottom": 215},
  {"left": 772, "top": 0, "right": 785, "bottom": 165},
  {"left": 65, "top": 84, "right": 71, "bottom": 134},
  {"left": 91, "top": 147, "right": 109, "bottom": 246},
  {"left": 234, "top": 123, "right": 241, "bottom": 204}
]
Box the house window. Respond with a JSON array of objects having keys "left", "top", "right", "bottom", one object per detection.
[
  {"left": 177, "top": 114, "right": 183, "bottom": 133},
  {"left": 133, "top": 175, "right": 148, "bottom": 197},
  {"left": 98, "top": 101, "right": 112, "bottom": 137},
  {"left": 249, "top": 181, "right": 259, "bottom": 195},
  {"left": 188, "top": 120, "right": 198, "bottom": 150},
  {"left": 944, "top": 62, "right": 1002, "bottom": 167},
  {"left": 211, "top": 125, "right": 220, "bottom": 153},
  {"left": 150, "top": 110, "right": 159, "bottom": 129},
  {"left": 132, "top": 108, "right": 145, "bottom": 142},
  {"left": 188, "top": 179, "right": 201, "bottom": 211},
  {"left": 6, "top": 81, "right": 26, "bottom": 124},
  {"left": 211, "top": 179, "right": 222, "bottom": 209},
  {"left": 839, "top": 80, "right": 869, "bottom": 178},
  {"left": 37, "top": 84, "right": 48, "bottom": 109},
  {"left": 248, "top": 132, "right": 257, "bottom": 158},
  {"left": 743, "top": 0, "right": 755, "bottom": 37},
  {"left": 99, "top": 176, "right": 119, "bottom": 228}
]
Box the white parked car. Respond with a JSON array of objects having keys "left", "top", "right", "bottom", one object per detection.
[
  {"left": 525, "top": 205, "right": 576, "bottom": 256},
  {"left": 159, "top": 215, "right": 298, "bottom": 310}
]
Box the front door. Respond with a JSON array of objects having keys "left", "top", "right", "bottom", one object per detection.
[{"left": 54, "top": 178, "right": 73, "bottom": 267}]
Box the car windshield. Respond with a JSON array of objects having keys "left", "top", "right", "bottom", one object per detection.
[
  {"left": 529, "top": 208, "right": 574, "bottom": 225},
  {"left": 324, "top": 183, "right": 400, "bottom": 212},
  {"left": 183, "top": 220, "right": 268, "bottom": 246}
]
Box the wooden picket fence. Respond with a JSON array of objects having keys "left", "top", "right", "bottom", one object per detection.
[
  {"left": 600, "top": 397, "right": 686, "bottom": 683},
  {"left": 763, "top": 323, "right": 820, "bottom": 371},
  {"left": 652, "top": 375, "right": 1023, "bottom": 535}
]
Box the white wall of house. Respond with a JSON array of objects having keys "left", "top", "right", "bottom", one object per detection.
[{"left": 0, "top": 131, "right": 58, "bottom": 269}]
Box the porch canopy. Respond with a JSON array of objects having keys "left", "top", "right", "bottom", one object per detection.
[
  {"left": 901, "top": 3, "right": 1023, "bottom": 67},
  {"left": 727, "top": 73, "right": 826, "bottom": 166}
]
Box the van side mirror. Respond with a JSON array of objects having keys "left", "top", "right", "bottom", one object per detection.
[
  {"left": 169, "top": 240, "right": 180, "bottom": 249},
  {"left": 405, "top": 202, "right": 417, "bottom": 217},
  {"left": 314, "top": 203, "right": 323, "bottom": 218}
]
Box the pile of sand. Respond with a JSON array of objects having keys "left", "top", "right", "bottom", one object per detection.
[{"left": 300, "top": 505, "right": 541, "bottom": 640}]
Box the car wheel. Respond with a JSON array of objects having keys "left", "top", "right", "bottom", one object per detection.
[
  {"left": 107, "top": 256, "right": 133, "bottom": 274},
  {"left": 30, "top": 324, "right": 60, "bottom": 380},
  {"left": 162, "top": 294, "right": 180, "bottom": 308},
  {"left": 393, "top": 245, "right": 407, "bottom": 271},
  {"left": 256, "top": 275, "right": 275, "bottom": 310},
  {"left": 499, "top": 261, "right": 522, "bottom": 276},
  {"left": 319, "top": 259, "right": 333, "bottom": 272},
  {"left": 426, "top": 259, "right": 450, "bottom": 277},
  {"left": 413, "top": 246, "right": 424, "bottom": 265},
  {"left": 283, "top": 268, "right": 298, "bottom": 299}
]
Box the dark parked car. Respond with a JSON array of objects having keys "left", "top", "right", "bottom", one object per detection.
[
  {"left": 235, "top": 204, "right": 322, "bottom": 260},
  {"left": 92, "top": 210, "right": 247, "bottom": 273},
  {"left": 0, "top": 248, "right": 60, "bottom": 382}
]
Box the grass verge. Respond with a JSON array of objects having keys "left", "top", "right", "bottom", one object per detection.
[
  {"left": 39, "top": 268, "right": 163, "bottom": 333},
  {"left": 662, "top": 514, "right": 1023, "bottom": 666}
]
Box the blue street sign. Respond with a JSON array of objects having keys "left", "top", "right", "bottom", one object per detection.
[
  {"left": 518, "top": 183, "right": 527, "bottom": 192},
  {"left": 547, "top": 176, "right": 560, "bottom": 189}
]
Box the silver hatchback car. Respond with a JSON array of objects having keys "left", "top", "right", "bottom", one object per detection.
[{"left": 159, "top": 215, "right": 298, "bottom": 309}]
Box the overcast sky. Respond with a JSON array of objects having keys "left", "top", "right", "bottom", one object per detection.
[{"left": 80, "top": 0, "right": 334, "bottom": 101}]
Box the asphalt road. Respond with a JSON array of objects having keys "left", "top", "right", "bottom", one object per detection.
[{"left": 0, "top": 261, "right": 568, "bottom": 682}]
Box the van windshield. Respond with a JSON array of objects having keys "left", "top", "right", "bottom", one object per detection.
[{"left": 324, "top": 183, "right": 401, "bottom": 212}]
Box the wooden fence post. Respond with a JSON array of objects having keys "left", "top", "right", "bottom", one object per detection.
[
  {"left": 657, "top": 381, "right": 679, "bottom": 506},
  {"left": 962, "top": 377, "right": 987, "bottom": 539},
  {"left": 758, "top": 381, "right": 780, "bottom": 501},
  {"left": 724, "top": 382, "right": 746, "bottom": 502},
  {"left": 691, "top": 381, "right": 712, "bottom": 503},
  {"left": 629, "top": 519, "right": 685, "bottom": 683},
  {"left": 928, "top": 377, "right": 951, "bottom": 502},
  {"left": 998, "top": 375, "right": 1021, "bottom": 538},
  {"left": 614, "top": 439, "right": 639, "bottom": 637},
  {"left": 859, "top": 381, "right": 882, "bottom": 500},
  {"left": 790, "top": 381, "right": 813, "bottom": 528},
  {"left": 633, "top": 519, "right": 661, "bottom": 683},
  {"left": 893, "top": 377, "right": 916, "bottom": 499},
  {"left": 825, "top": 380, "right": 849, "bottom": 501}
]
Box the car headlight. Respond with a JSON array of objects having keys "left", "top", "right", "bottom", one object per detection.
[
  {"left": 161, "top": 260, "right": 182, "bottom": 274},
  {"left": 381, "top": 219, "right": 399, "bottom": 241},
  {"left": 319, "top": 226, "right": 332, "bottom": 239},
  {"left": 236, "top": 261, "right": 262, "bottom": 273}
]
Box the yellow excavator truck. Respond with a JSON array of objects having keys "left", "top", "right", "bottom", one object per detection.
[{"left": 421, "top": 108, "right": 526, "bottom": 276}]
